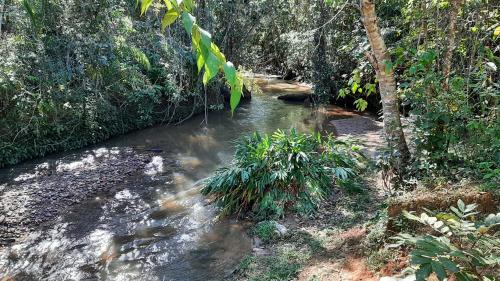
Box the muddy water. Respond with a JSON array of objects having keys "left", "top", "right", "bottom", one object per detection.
[{"left": 0, "top": 77, "right": 342, "bottom": 281}]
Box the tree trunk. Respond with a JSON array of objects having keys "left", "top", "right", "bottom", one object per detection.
[
  {"left": 311, "top": 0, "right": 329, "bottom": 104},
  {"left": 442, "top": 0, "right": 463, "bottom": 89},
  {"left": 0, "top": 0, "right": 5, "bottom": 35},
  {"left": 360, "top": 0, "right": 410, "bottom": 164}
]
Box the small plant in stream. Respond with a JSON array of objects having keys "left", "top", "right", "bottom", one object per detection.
[
  {"left": 202, "top": 128, "right": 366, "bottom": 218},
  {"left": 391, "top": 200, "right": 500, "bottom": 281}
]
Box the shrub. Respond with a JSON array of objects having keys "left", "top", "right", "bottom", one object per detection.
[
  {"left": 202, "top": 129, "right": 365, "bottom": 218},
  {"left": 252, "top": 221, "right": 280, "bottom": 243},
  {"left": 391, "top": 200, "right": 500, "bottom": 281}
]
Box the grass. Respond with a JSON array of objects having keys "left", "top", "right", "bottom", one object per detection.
[
  {"left": 252, "top": 221, "right": 279, "bottom": 243},
  {"left": 239, "top": 244, "right": 307, "bottom": 281},
  {"left": 231, "top": 184, "right": 380, "bottom": 281}
]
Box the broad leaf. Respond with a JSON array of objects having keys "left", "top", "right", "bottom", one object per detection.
[
  {"left": 211, "top": 43, "right": 226, "bottom": 64},
  {"left": 141, "top": 0, "right": 154, "bottom": 15},
  {"left": 431, "top": 261, "right": 447, "bottom": 281},
  {"left": 223, "top": 62, "right": 237, "bottom": 86},
  {"left": 415, "top": 263, "right": 432, "bottom": 281},
  {"left": 181, "top": 12, "right": 195, "bottom": 34},
  {"left": 230, "top": 84, "right": 242, "bottom": 114},
  {"left": 163, "top": 0, "right": 174, "bottom": 10},
  {"left": 183, "top": 0, "right": 194, "bottom": 11},
  {"left": 203, "top": 52, "right": 221, "bottom": 85},
  {"left": 438, "top": 257, "right": 459, "bottom": 273},
  {"left": 162, "top": 9, "right": 179, "bottom": 30},
  {"left": 199, "top": 28, "right": 212, "bottom": 49}
]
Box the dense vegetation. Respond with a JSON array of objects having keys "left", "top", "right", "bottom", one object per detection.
[
  {"left": 0, "top": 0, "right": 233, "bottom": 166},
  {"left": 0, "top": 0, "right": 499, "bottom": 279},
  {"left": 2, "top": 0, "right": 498, "bottom": 185},
  {"left": 202, "top": 129, "right": 365, "bottom": 218}
]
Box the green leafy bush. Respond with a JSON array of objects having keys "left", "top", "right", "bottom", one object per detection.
[
  {"left": 252, "top": 221, "right": 280, "bottom": 243},
  {"left": 392, "top": 200, "right": 500, "bottom": 281},
  {"left": 202, "top": 129, "right": 365, "bottom": 218}
]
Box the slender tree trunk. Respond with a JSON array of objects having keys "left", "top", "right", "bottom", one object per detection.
[
  {"left": 442, "top": 0, "right": 463, "bottom": 89},
  {"left": 360, "top": 0, "right": 410, "bottom": 164},
  {"left": 0, "top": 0, "right": 5, "bottom": 35},
  {"left": 312, "top": 0, "right": 329, "bottom": 104}
]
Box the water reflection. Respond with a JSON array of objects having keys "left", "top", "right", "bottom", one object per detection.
[{"left": 0, "top": 78, "right": 339, "bottom": 281}]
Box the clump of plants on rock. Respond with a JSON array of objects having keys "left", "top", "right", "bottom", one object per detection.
[{"left": 202, "top": 128, "right": 366, "bottom": 218}]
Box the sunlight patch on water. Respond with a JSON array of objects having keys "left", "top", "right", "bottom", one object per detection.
[
  {"left": 145, "top": 156, "right": 164, "bottom": 176},
  {"left": 177, "top": 155, "right": 202, "bottom": 169},
  {"left": 56, "top": 154, "right": 96, "bottom": 172},
  {"left": 187, "top": 133, "right": 218, "bottom": 150}
]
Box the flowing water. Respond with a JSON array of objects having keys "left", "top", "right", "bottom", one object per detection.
[{"left": 0, "top": 77, "right": 340, "bottom": 281}]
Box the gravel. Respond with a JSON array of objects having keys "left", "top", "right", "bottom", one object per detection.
[{"left": 0, "top": 147, "right": 150, "bottom": 245}]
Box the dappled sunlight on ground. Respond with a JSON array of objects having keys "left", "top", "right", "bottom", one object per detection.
[
  {"left": 252, "top": 77, "right": 312, "bottom": 95},
  {"left": 330, "top": 115, "right": 384, "bottom": 159}
]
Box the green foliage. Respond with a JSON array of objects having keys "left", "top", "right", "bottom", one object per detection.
[
  {"left": 252, "top": 221, "right": 280, "bottom": 243},
  {"left": 400, "top": 47, "right": 499, "bottom": 185},
  {"left": 140, "top": 0, "right": 243, "bottom": 113},
  {"left": 0, "top": 0, "right": 230, "bottom": 167},
  {"left": 338, "top": 69, "right": 376, "bottom": 111},
  {"left": 392, "top": 200, "right": 500, "bottom": 281},
  {"left": 202, "top": 129, "right": 365, "bottom": 218}
]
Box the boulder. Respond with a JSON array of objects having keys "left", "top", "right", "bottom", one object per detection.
[
  {"left": 277, "top": 93, "right": 310, "bottom": 103},
  {"left": 221, "top": 84, "right": 252, "bottom": 104},
  {"left": 273, "top": 222, "right": 288, "bottom": 236}
]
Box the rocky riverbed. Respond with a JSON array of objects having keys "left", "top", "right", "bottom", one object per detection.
[{"left": 0, "top": 148, "right": 151, "bottom": 245}]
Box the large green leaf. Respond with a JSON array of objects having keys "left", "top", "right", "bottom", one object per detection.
[
  {"left": 199, "top": 28, "right": 212, "bottom": 49},
  {"left": 211, "top": 43, "right": 226, "bottom": 64},
  {"left": 191, "top": 24, "right": 201, "bottom": 47},
  {"left": 181, "top": 12, "right": 195, "bottom": 34},
  {"left": 163, "top": 0, "right": 174, "bottom": 10},
  {"left": 438, "top": 257, "right": 459, "bottom": 273},
  {"left": 230, "top": 83, "right": 242, "bottom": 114},
  {"left": 431, "top": 261, "right": 447, "bottom": 281},
  {"left": 203, "top": 52, "right": 221, "bottom": 85},
  {"left": 183, "top": 0, "right": 194, "bottom": 11},
  {"left": 196, "top": 52, "right": 205, "bottom": 73},
  {"left": 141, "top": 0, "right": 154, "bottom": 15},
  {"left": 415, "top": 263, "right": 432, "bottom": 281},
  {"left": 223, "top": 62, "right": 237, "bottom": 87},
  {"left": 161, "top": 9, "right": 179, "bottom": 30},
  {"left": 411, "top": 254, "right": 432, "bottom": 265}
]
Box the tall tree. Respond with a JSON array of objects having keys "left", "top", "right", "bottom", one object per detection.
[
  {"left": 359, "top": 0, "right": 410, "bottom": 164},
  {"left": 442, "top": 0, "right": 464, "bottom": 89},
  {"left": 0, "top": 0, "right": 5, "bottom": 35}
]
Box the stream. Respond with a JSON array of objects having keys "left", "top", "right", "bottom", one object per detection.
[{"left": 0, "top": 77, "right": 348, "bottom": 281}]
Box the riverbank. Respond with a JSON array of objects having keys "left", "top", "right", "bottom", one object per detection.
[
  {"left": 229, "top": 180, "right": 499, "bottom": 281},
  {"left": 229, "top": 179, "right": 384, "bottom": 281},
  {"left": 228, "top": 112, "right": 499, "bottom": 281}
]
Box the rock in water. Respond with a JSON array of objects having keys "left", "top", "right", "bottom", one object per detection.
[{"left": 277, "top": 93, "right": 310, "bottom": 102}]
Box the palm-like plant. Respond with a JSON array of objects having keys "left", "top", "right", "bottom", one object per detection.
[{"left": 202, "top": 129, "right": 365, "bottom": 218}]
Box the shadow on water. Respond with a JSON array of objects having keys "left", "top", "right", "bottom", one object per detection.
[{"left": 0, "top": 77, "right": 352, "bottom": 281}]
